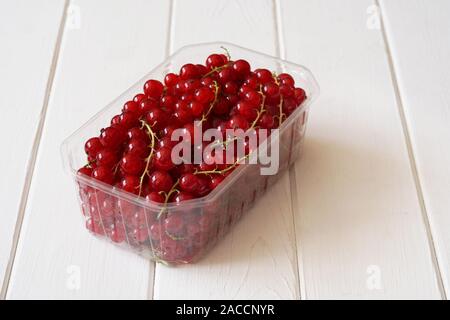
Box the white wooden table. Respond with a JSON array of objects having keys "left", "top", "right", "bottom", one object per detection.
[{"left": 1, "top": 0, "right": 449, "bottom": 300}]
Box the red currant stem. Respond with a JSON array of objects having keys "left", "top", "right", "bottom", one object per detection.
[
  {"left": 277, "top": 96, "right": 285, "bottom": 128},
  {"left": 157, "top": 180, "right": 180, "bottom": 220},
  {"left": 271, "top": 72, "right": 286, "bottom": 128},
  {"left": 250, "top": 85, "right": 267, "bottom": 128},
  {"left": 220, "top": 46, "right": 231, "bottom": 61},
  {"left": 165, "top": 230, "right": 185, "bottom": 241},
  {"left": 113, "top": 162, "right": 120, "bottom": 175},
  {"left": 202, "top": 62, "right": 232, "bottom": 78},
  {"left": 138, "top": 119, "right": 157, "bottom": 196},
  {"left": 84, "top": 159, "right": 95, "bottom": 169},
  {"left": 193, "top": 155, "right": 249, "bottom": 176},
  {"left": 200, "top": 81, "right": 220, "bottom": 123}
]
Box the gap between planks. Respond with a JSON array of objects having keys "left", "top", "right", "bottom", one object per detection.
[
  {"left": 375, "top": 0, "right": 447, "bottom": 299},
  {"left": 0, "top": 0, "right": 71, "bottom": 300}
]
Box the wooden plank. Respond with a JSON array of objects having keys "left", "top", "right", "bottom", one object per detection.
[
  {"left": 6, "top": 0, "right": 170, "bottom": 299},
  {"left": 0, "top": 0, "right": 66, "bottom": 294},
  {"left": 280, "top": 0, "right": 443, "bottom": 299},
  {"left": 153, "top": 0, "right": 300, "bottom": 299},
  {"left": 379, "top": 0, "right": 450, "bottom": 296}
]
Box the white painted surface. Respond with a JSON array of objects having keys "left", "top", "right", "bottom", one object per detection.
[
  {"left": 280, "top": 0, "right": 442, "bottom": 299},
  {"left": 380, "top": 0, "right": 450, "bottom": 296},
  {"left": 6, "top": 0, "right": 170, "bottom": 299},
  {"left": 2, "top": 0, "right": 449, "bottom": 299},
  {"left": 0, "top": 0, "right": 65, "bottom": 293}
]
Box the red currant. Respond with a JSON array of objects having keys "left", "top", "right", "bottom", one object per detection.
[
  {"left": 144, "top": 79, "right": 164, "bottom": 99},
  {"left": 149, "top": 170, "right": 173, "bottom": 193},
  {"left": 120, "top": 154, "right": 145, "bottom": 175}
]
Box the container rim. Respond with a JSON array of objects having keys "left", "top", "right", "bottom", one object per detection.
[{"left": 61, "top": 41, "right": 320, "bottom": 210}]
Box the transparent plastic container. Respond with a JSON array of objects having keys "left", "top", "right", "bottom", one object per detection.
[{"left": 61, "top": 42, "right": 319, "bottom": 264}]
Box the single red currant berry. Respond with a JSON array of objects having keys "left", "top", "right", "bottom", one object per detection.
[
  {"left": 194, "top": 87, "right": 215, "bottom": 104},
  {"left": 223, "top": 81, "right": 238, "bottom": 95},
  {"left": 146, "top": 191, "right": 165, "bottom": 203},
  {"left": 126, "top": 138, "right": 149, "bottom": 158},
  {"left": 280, "top": 84, "right": 294, "bottom": 97},
  {"left": 263, "top": 82, "right": 280, "bottom": 98},
  {"left": 225, "top": 94, "right": 239, "bottom": 106},
  {"left": 294, "top": 87, "right": 306, "bottom": 105},
  {"left": 111, "top": 114, "right": 121, "bottom": 126},
  {"left": 217, "top": 67, "right": 234, "bottom": 84},
  {"left": 122, "top": 100, "right": 140, "bottom": 114},
  {"left": 92, "top": 166, "right": 114, "bottom": 184},
  {"left": 133, "top": 93, "right": 146, "bottom": 104},
  {"left": 145, "top": 107, "right": 169, "bottom": 131},
  {"left": 258, "top": 113, "right": 275, "bottom": 129},
  {"left": 154, "top": 147, "right": 175, "bottom": 171},
  {"left": 179, "top": 173, "right": 201, "bottom": 194},
  {"left": 209, "top": 174, "right": 224, "bottom": 189},
  {"left": 245, "top": 74, "right": 260, "bottom": 89},
  {"left": 96, "top": 148, "right": 118, "bottom": 168},
  {"left": 183, "top": 79, "right": 201, "bottom": 93},
  {"left": 220, "top": 53, "right": 229, "bottom": 64},
  {"left": 173, "top": 108, "right": 194, "bottom": 125},
  {"left": 282, "top": 97, "right": 297, "bottom": 115},
  {"left": 85, "top": 137, "right": 103, "bottom": 156},
  {"left": 232, "top": 59, "right": 251, "bottom": 78},
  {"left": 279, "top": 73, "right": 295, "bottom": 87},
  {"left": 170, "top": 192, "right": 195, "bottom": 203},
  {"left": 144, "top": 79, "right": 164, "bottom": 99},
  {"left": 100, "top": 126, "right": 126, "bottom": 149},
  {"left": 180, "top": 63, "right": 199, "bottom": 80},
  {"left": 120, "top": 154, "right": 145, "bottom": 175},
  {"left": 227, "top": 114, "right": 250, "bottom": 131},
  {"left": 189, "top": 101, "right": 205, "bottom": 117},
  {"left": 206, "top": 54, "right": 226, "bottom": 69},
  {"left": 236, "top": 100, "right": 258, "bottom": 122},
  {"left": 255, "top": 68, "right": 273, "bottom": 84},
  {"left": 196, "top": 64, "right": 208, "bottom": 76},
  {"left": 244, "top": 90, "right": 262, "bottom": 106},
  {"left": 164, "top": 73, "right": 179, "bottom": 87},
  {"left": 160, "top": 95, "right": 176, "bottom": 111},
  {"left": 140, "top": 98, "right": 158, "bottom": 114},
  {"left": 127, "top": 127, "right": 149, "bottom": 143},
  {"left": 120, "top": 175, "right": 140, "bottom": 194},
  {"left": 149, "top": 170, "right": 173, "bottom": 193},
  {"left": 195, "top": 176, "right": 211, "bottom": 196},
  {"left": 78, "top": 166, "right": 93, "bottom": 176},
  {"left": 119, "top": 111, "right": 140, "bottom": 129}
]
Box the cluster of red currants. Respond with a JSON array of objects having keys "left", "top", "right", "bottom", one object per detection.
[{"left": 77, "top": 50, "right": 307, "bottom": 262}]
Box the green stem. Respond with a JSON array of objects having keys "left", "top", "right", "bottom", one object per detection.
[{"left": 138, "top": 120, "right": 157, "bottom": 196}]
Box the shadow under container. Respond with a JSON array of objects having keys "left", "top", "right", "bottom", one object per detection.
[{"left": 61, "top": 42, "right": 319, "bottom": 265}]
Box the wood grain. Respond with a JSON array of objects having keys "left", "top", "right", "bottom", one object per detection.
[
  {"left": 0, "top": 0, "right": 66, "bottom": 294},
  {"left": 153, "top": 0, "right": 300, "bottom": 300},
  {"left": 380, "top": 0, "right": 450, "bottom": 296},
  {"left": 280, "top": 0, "right": 443, "bottom": 299},
  {"left": 6, "top": 0, "right": 170, "bottom": 299}
]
